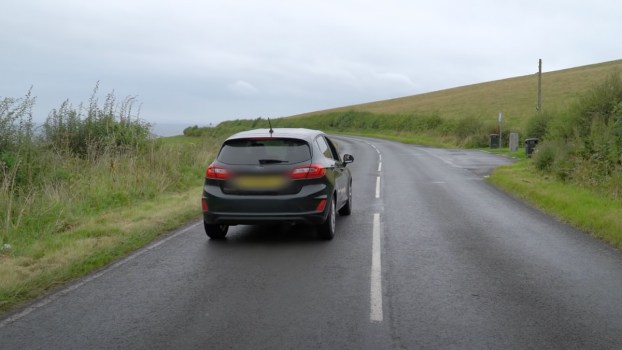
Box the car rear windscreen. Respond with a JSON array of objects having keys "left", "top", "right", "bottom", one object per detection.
[{"left": 218, "top": 138, "right": 312, "bottom": 165}]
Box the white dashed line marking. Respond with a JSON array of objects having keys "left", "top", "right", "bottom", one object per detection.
[
  {"left": 364, "top": 140, "right": 383, "bottom": 322},
  {"left": 371, "top": 213, "right": 383, "bottom": 322}
]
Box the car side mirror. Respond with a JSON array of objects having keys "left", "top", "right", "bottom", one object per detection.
[{"left": 343, "top": 154, "right": 354, "bottom": 165}]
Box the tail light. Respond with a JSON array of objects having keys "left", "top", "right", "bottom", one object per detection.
[
  {"left": 206, "top": 164, "right": 231, "bottom": 179},
  {"left": 290, "top": 164, "right": 326, "bottom": 179}
]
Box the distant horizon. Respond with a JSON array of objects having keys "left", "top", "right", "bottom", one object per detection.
[
  {"left": 150, "top": 122, "right": 209, "bottom": 137},
  {"left": 30, "top": 121, "right": 205, "bottom": 138},
  {"left": 22, "top": 58, "right": 621, "bottom": 137}
]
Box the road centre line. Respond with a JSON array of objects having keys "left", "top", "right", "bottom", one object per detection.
[
  {"left": 365, "top": 141, "right": 381, "bottom": 156},
  {"left": 370, "top": 213, "right": 383, "bottom": 322},
  {"left": 345, "top": 139, "right": 384, "bottom": 322},
  {"left": 366, "top": 141, "right": 383, "bottom": 321}
]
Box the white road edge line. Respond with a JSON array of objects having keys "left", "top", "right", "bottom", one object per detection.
[
  {"left": 0, "top": 221, "right": 202, "bottom": 329},
  {"left": 371, "top": 213, "right": 383, "bottom": 322},
  {"left": 378, "top": 162, "right": 382, "bottom": 172},
  {"left": 375, "top": 177, "right": 381, "bottom": 198}
]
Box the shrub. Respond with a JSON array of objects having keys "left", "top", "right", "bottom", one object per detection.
[
  {"left": 0, "top": 89, "right": 35, "bottom": 149},
  {"left": 575, "top": 73, "right": 622, "bottom": 136},
  {"left": 525, "top": 111, "right": 553, "bottom": 140},
  {"left": 42, "top": 84, "right": 151, "bottom": 158},
  {"left": 530, "top": 139, "right": 574, "bottom": 181},
  {"left": 533, "top": 140, "right": 557, "bottom": 172},
  {"left": 530, "top": 72, "right": 622, "bottom": 190},
  {"left": 415, "top": 113, "right": 443, "bottom": 132},
  {"left": 0, "top": 89, "right": 38, "bottom": 187},
  {"left": 604, "top": 166, "right": 622, "bottom": 200},
  {"left": 183, "top": 125, "right": 200, "bottom": 137},
  {"left": 453, "top": 116, "right": 484, "bottom": 145}
]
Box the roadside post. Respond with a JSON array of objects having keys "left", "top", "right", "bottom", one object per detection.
[
  {"left": 498, "top": 112, "right": 503, "bottom": 148},
  {"left": 509, "top": 133, "right": 519, "bottom": 152}
]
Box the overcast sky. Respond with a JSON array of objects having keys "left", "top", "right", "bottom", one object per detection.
[{"left": 1, "top": 0, "right": 621, "bottom": 127}]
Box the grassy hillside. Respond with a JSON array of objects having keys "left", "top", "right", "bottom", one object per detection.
[
  {"left": 197, "top": 60, "right": 622, "bottom": 148},
  {"left": 293, "top": 59, "right": 622, "bottom": 131}
]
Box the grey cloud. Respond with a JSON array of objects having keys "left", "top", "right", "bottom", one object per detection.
[{"left": 1, "top": 0, "right": 621, "bottom": 125}]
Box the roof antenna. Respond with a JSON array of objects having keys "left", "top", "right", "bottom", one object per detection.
[{"left": 268, "top": 118, "right": 274, "bottom": 137}]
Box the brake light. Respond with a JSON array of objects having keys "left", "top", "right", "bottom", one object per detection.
[
  {"left": 291, "top": 164, "right": 326, "bottom": 179},
  {"left": 206, "top": 164, "right": 231, "bottom": 179}
]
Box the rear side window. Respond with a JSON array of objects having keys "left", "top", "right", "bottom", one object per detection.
[
  {"left": 316, "top": 136, "right": 340, "bottom": 161},
  {"left": 315, "top": 136, "right": 332, "bottom": 159},
  {"left": 218, "top": 138, "right": 312, "bottom": 165}
]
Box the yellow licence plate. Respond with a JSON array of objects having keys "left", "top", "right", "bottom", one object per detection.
[{"left": 234, "top": 176, "right": 286, "bottom": 189}]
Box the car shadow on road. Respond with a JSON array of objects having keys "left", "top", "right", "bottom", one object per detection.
[{"left": 206, "top": 223, "right": 328, "bottom": 245}]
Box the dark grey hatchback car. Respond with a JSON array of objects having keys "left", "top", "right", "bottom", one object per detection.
[{"left": 202, "top": 128, "right": 353, "bottom": 240}]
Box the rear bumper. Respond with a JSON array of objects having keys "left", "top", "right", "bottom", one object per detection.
[
  {"left": 203, "top": 212, "right": 327, "bottom": 225},
  {"left": 202, "top": 183, "right": 331, "bottom": 225}
]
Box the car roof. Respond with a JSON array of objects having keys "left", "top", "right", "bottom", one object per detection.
[{"left": 226, "top": 128, "right": 325, "bottom": 143}]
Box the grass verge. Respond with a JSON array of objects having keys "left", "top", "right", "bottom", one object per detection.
[
  {"left": 0, "top": 185, "right": 203, "bottom": 315},
  {"left": 488, "top": 161, "right": 622, "bottom": 249}
]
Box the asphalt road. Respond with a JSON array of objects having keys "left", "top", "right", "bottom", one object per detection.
[{"left": 2, "top": 136, "right": 622, "bottom": 349}]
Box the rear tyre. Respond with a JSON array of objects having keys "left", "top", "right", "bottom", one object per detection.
[
  {"left": 317, "top": 198, "right": 336, "bottom": 240},
  {"left": 204, "top": 222, "right": 229, "bottom": 239},
  {"left": 338, "top": 181, "right": 352, "bottom": 216}
]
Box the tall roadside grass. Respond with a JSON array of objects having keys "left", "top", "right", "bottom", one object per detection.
[
  {"left": 1, "top": 89, "right": 37, "bottom": 246},
  {"left": 1, "top": 86, "right": 220, "bottom": 313},
  {"left": 490, "top": 73, "right": 622, "bottom": 249},
  {"left": 529, "top": 73, "right": 622, "bottom": 199},
  {"left": 489, "top": 161, "right": 622, "bottom": 249}
]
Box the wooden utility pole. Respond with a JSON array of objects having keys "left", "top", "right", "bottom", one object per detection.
[{"left": 537, "top": 59, "right": 542, "bottom": 112}]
